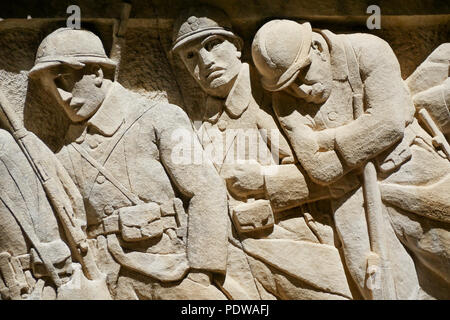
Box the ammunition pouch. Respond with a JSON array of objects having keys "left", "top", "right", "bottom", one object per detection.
[
  {"left": 0, "top": 252, "right": 31, "bottom": 300},
  {"left": 30, "top": 239, "right": 72, "bottom": 279},
  {"left": 119, "top": 202, "right": 164, "bottom": 242},
  {"left": 87, "top": 198, "right": 188, "bottom": 243},
  {"left": 232, "top": 199, "right": 275, "bottom": 234}
]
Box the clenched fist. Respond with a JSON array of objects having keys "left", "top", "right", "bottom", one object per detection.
[{"left": 221, "top": 160, "right": 265, "bottom": 198}]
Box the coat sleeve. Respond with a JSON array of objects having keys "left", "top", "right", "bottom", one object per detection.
[
  {"left": 334, "top": 35, "right": 407, "bottom": 168},
  {"left": 255, "top": 101, "right": 294, "bottom": 162},
  {"left": 272, "top": 92, "right": 345, "bottom": 185},
  {"left": 155, "top": 104, "right": 229, "bottom": 274}
]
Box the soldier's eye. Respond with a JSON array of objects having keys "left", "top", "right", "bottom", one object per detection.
[
  {"left": 205, "top": 38, "right": 222, "bottom": 51},
  {"left": 186, "top": 51, "right": 194, "bottom": 59},
  {"left": 55, "top": 73, "right": 72, "bottom": 89}
]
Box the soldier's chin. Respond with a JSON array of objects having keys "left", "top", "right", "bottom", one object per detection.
[
  {"left": 72, "top": 103, "right": 102, "bottom": 122},
  {"left": 61, "top": 107, "right": 83, "bottom": 123},
  {"left": 203, "top": 77, "right": 232, "bottom": 97},
  {"left": 208, "top": 76, "right": 229, "bottom": 89},
  {"left": 309, "top": 87, "right": 331, "bottom": 104}
]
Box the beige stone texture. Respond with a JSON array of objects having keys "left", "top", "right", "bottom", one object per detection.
[{"left": 0, "top": 0, "right": 448, "bottom": 300}]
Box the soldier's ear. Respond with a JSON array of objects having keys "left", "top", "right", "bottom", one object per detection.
[
  {"left": 311, "top": 40, "right": 327, "bottom": 61},
  {"left": 231, "top": 36, "right": 244, "bottom": 55},
  {"left": 312, "top": 40, "right": 323, "bottom": 53}
]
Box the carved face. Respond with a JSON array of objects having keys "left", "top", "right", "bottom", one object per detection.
[
  {"left": 178, "top": 35, "right": 242, "bottom": 98},
  {"left": 286, "top": 35, "right": 333, "bottom": 104},
  {"left": 48, "top": 64, "right": 108, "bottom": 123}
]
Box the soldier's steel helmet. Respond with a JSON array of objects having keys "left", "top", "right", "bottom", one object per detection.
[
  {"left": 252, "top": 20, "right": 312, "bottom": 92},
  {"left": 29, "top": 28, "right": 116, "bottom": 78},
  {"left": 172, "top": 6, "right": 240, "bottom": 52}
]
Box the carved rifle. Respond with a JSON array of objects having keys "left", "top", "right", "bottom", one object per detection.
[
  {"left": 343, "top": 36, "right": 397, "bottom": 299},
  {"left": 0, "top": 89, "right": 102, "bottom": 283},
  {"left": 418, "top": 108, "right": 450, "bottom": 161}
]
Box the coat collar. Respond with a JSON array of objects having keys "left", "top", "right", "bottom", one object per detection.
[
  {"left": 65, "top": 82, "right": 126, "bottom": 144},
  {"left": 317, "top": 29, "right": 348, "bottom": 81},
  {"left": 87, "top": 82, "right": 125, "bottom": 137}
]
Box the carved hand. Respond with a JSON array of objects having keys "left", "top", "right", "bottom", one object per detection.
[
  {"left": 221, "top": 161, "right": 265, "bottom": 198},
  {"left": 316, "top": 129, "right": 336, "bottom": 151}
]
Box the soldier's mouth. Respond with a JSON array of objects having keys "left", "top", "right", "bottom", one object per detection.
[{"left": 206, "top": 67, "right": 224, "bottom": 80}]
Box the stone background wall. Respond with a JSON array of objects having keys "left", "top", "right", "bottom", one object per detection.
[{"left": 0, "top": 0, "right": 449, "bottom": 151}]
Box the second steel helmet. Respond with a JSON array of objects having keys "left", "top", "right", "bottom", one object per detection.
[
  {"left": 172, "top": 6, "right": 240, "bottom": 52},
  {"left": 252, "top": 20, "right": 312, "bottom": 91}
]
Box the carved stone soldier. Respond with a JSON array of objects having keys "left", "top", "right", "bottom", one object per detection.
[
  {"left": 28, "top": 28, "right": 229, "bottom": 299},
  {"left": 172, "top": 6, "right": 353, "bottom": 300},
  {"left": 0, "top": 120, "right": 112, "bottom": 300},
  {"left": 0, "top": 128, "right": 72, "bottom": 299},
  {"left": 406, "top": 43, "right": 450, "bottom": 145},
  {"left": 252, "top": 19, "right": 450, "bottom": 299}
]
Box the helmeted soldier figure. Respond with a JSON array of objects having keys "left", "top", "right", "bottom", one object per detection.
[
  {"left": 172, "top": 6, "right": 355, "bottom": 300},
  {"left": 0, "top": 128, "right": 72, "bottom": 300},
  {"left": 252, "top": 19, "right": 450, "bottom": 299},
  {"left": 406, "top": 43, "right": 450, "bottom": 146},
  {"left": 0, "top": 99, "right": 113, "bottom": 300},
  {"left": 29, "top": 27, "right": 229, "bottom": 299}
]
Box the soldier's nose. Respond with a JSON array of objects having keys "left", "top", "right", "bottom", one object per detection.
[
  {"left": 199, "top": 48, "right": 214, "bottom": 69},
  {"left": 299, "top": 83, "right": 313, "bottom": 96},
  {"left": 57, "top": 88, "right": 73, "bottom": 104}
]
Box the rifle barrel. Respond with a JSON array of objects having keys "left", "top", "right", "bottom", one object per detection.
[{"left": 0, "top": 90, "right": 23, "bottom": 132}]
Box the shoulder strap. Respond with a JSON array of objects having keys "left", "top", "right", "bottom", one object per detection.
[
  {"left": 72, "top": 102, "right": 158, "bottom": 205},
  {"left": 341, "top": 36, "right": 365, "bottom": 119},
  {"left": 0, "top": 171, "right": 62, "bottom": 287},
  {"left": 98, "top": 101, "right": 158, "bottom": 167},
  {"left": 73, "top": 101, "right": 157, "bottom": 202},
  {"left": 70, "top": 142, "right": 142, "bottom": 206}
]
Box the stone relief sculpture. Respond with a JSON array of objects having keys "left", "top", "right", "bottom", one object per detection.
[
  {"left": 0, "top": 91, "right": 111, "bottom": 300},
  {"left": 406, "top": 43, "right": 450, "bottom": 149},
  {"left": 172, "top": 6, "right": 355, "bottom": 300},
  {"left": 251, "top": 19, "right": 450, "bottom": 299},
  {"left": 23, "top": 27, "right": 230, "bottom": 300},
  {"left": 0, "top": 127, "right": 72, "bottom": 300},
  {"left": 0, "top": 4, "right": 448, "bottom": 301}
]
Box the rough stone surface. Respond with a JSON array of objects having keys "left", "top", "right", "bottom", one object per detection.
[{"left": 0, "top": 1, "right": 448, "bottom": 300}]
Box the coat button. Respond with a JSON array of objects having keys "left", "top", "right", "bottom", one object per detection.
[
  {"left": 96, "top": 175, "right": 106, "bottom": 184},
  {"left": 104, "top": 204, "right": 114, "bottom": 216},
  {"left": 88, "top": 138, "right": 99, "bottom": 149},
  {"left": 328, "top": 111, "right": 338, "bottom": 121}
]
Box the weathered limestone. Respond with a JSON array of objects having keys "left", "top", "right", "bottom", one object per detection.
[
  {"left": 0, "top": 2, "right": 448, "bottom": 300},
  {"left": 252, "top": 19, "right": 450, "bottom": 299},
  {"left": 172, "top": 6, "right": 353, "bottom": 300}
]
